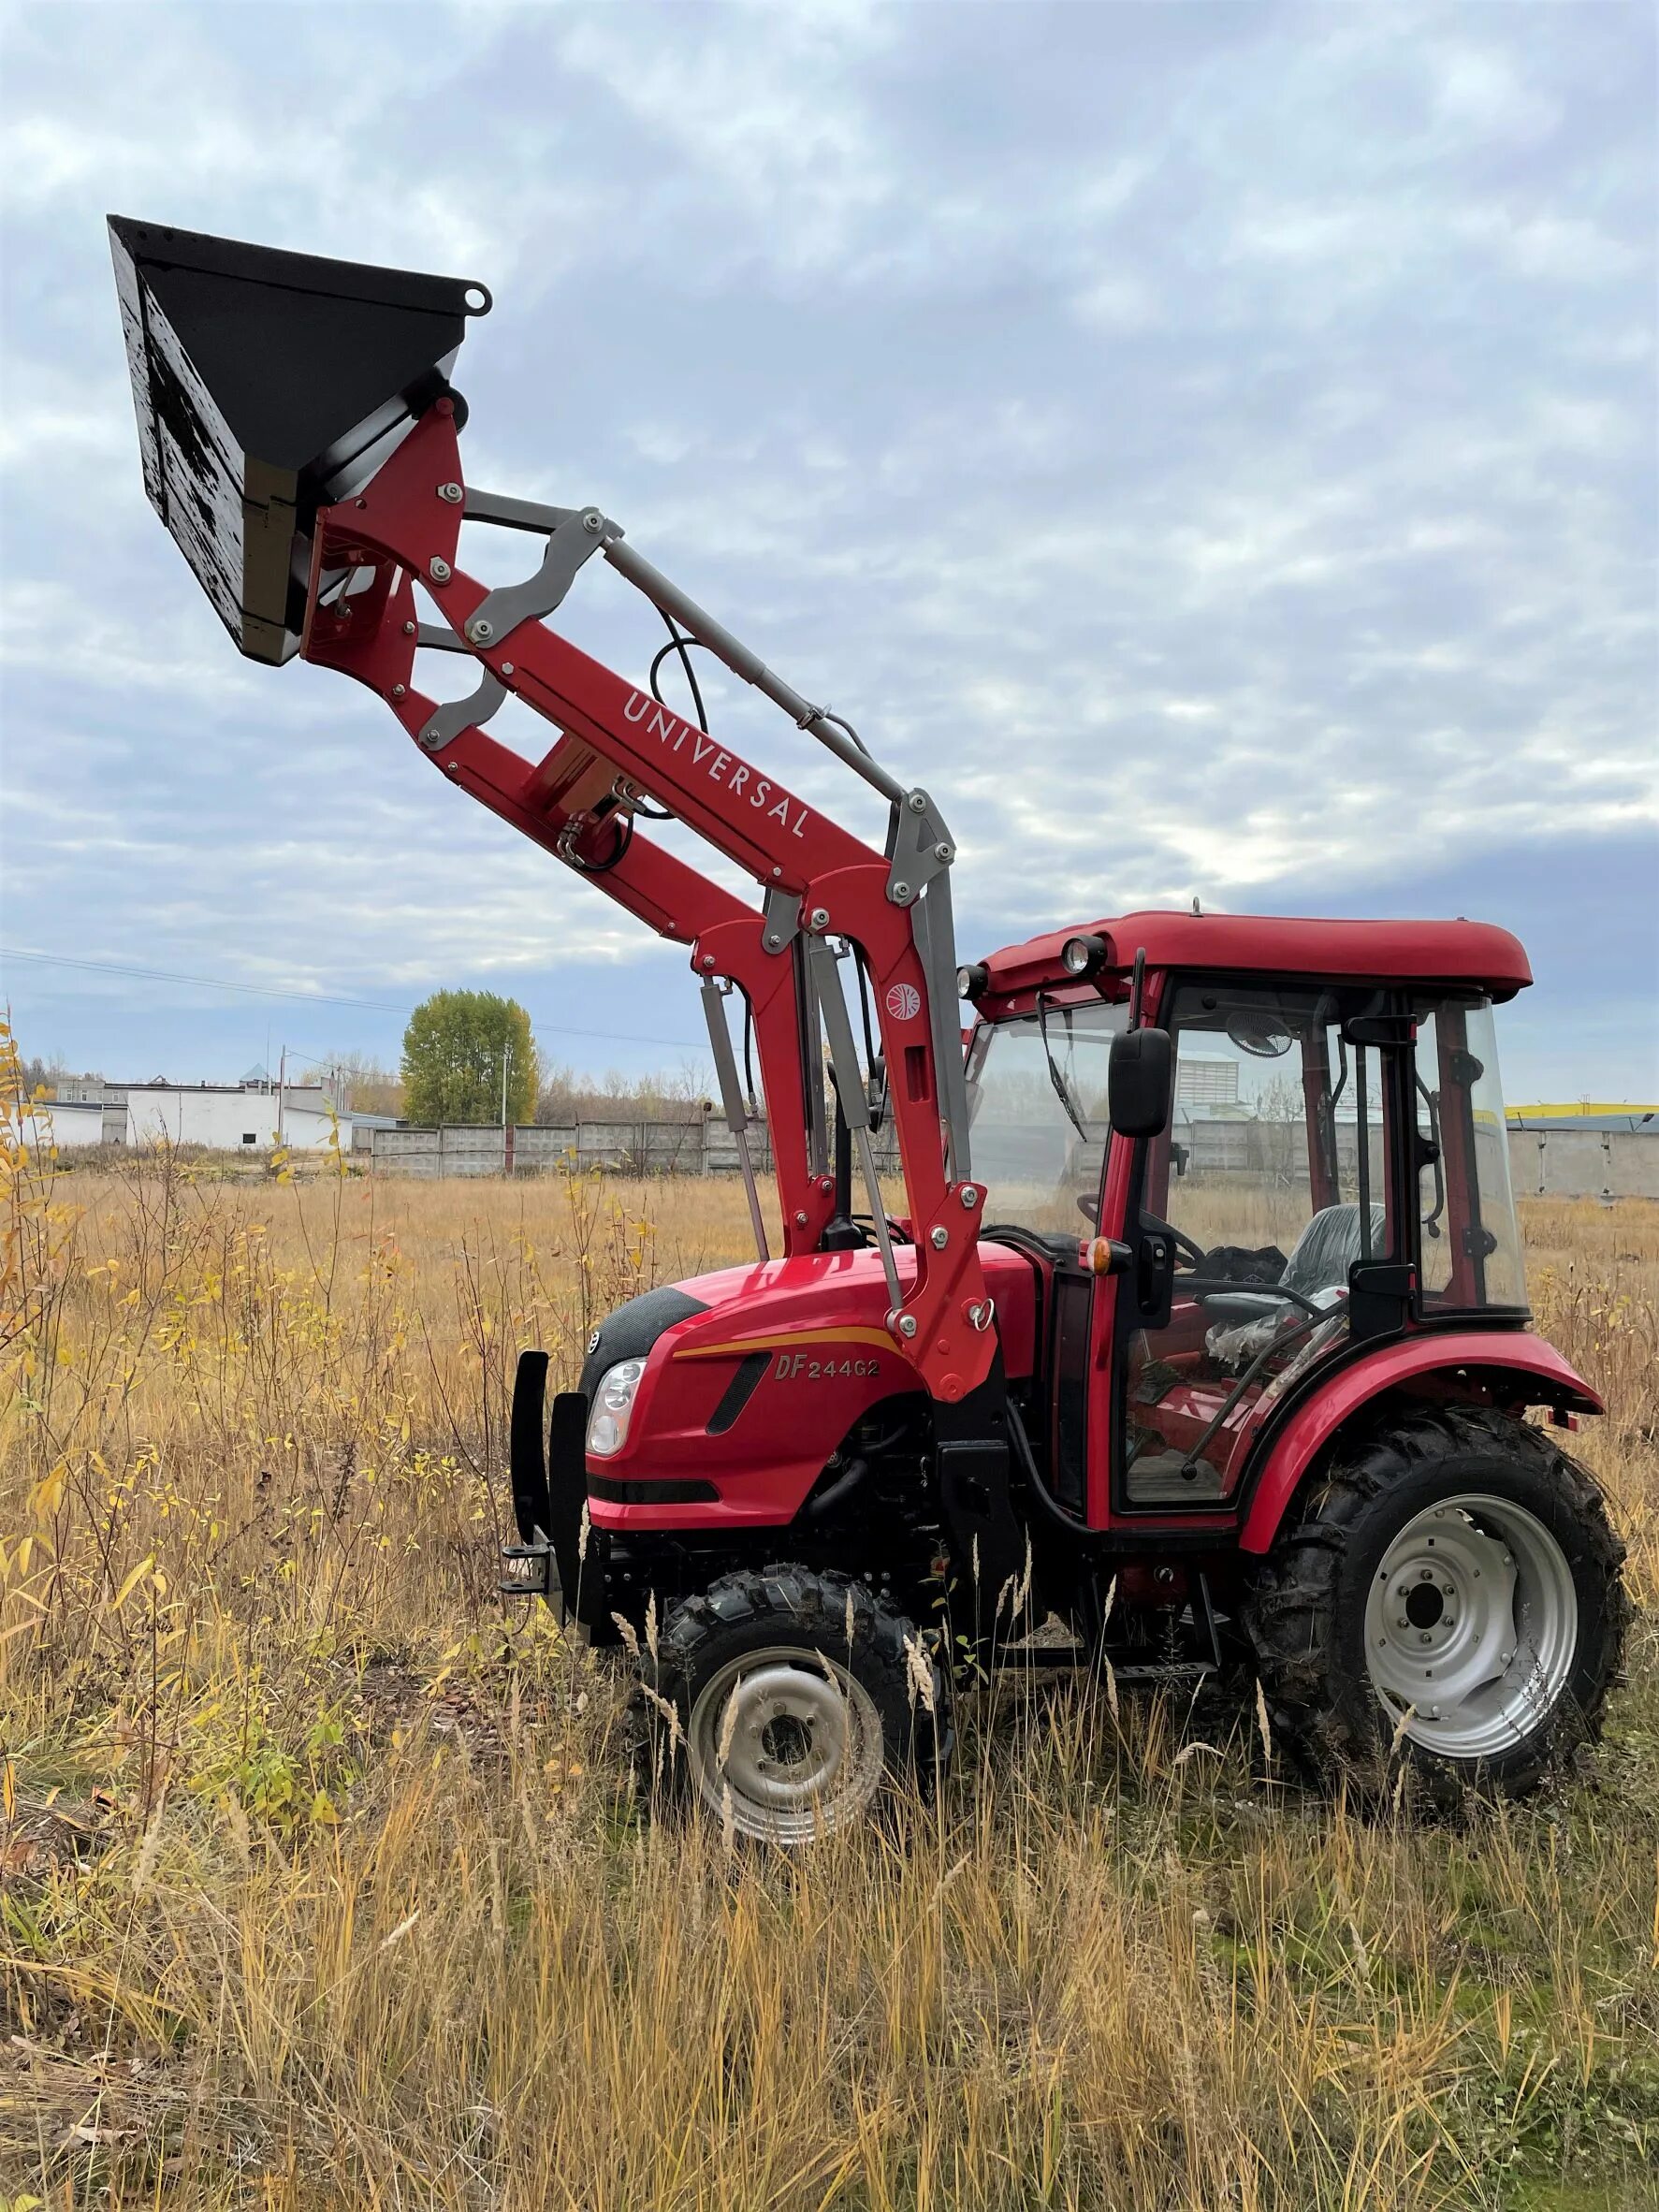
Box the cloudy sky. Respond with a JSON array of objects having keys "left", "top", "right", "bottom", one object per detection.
[{"left": 2, "top": 0, "right": 1654, "bottom": 1100}]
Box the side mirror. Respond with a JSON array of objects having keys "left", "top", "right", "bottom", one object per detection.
[{"left": 1109, "top": 1026, "right": 1173, "bottom": 1139}]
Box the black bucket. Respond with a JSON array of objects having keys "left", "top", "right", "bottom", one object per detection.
[{"left": 109, "top": 216, "right": 490, "bottom": 664}]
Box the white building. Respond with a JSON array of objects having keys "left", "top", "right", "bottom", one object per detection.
[
  {"left": 19, "top": 1099, "right": 107, "bottom": 1149},
  {"left": 123, "top": 1083, "right": 351, "bottom": 1152},
  {"left": 1176, "top": 1054, "right": 1241, "bottom": 1107}
]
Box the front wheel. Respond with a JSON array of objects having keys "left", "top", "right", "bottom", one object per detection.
[
  {"left": 637, "top": 1565, "right": 952, "bottom": 1843},
  {"left": 1245, "top": 1406, "right": 1627, "bottom": 1802}
]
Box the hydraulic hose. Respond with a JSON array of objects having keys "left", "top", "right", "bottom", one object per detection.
[
  {"left": 802, "top": 1455, "right": 870, "bottom": 1523},
  {"left": 1006, "top": 1396, "right": 1100, "bottom": 1541}
]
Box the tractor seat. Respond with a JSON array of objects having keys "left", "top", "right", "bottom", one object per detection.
[
  {"left": 1200, "top": 1203, "right": 1388, "bottom": 1334},
  {"left": 1281, "top": 1201, "right": 1389, "bottom": 1298}
]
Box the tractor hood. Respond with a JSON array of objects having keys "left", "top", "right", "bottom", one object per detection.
[
  {"left": 579, "top": 1241, "right": 1041, "bottom": 1532},
  {"left": 651, "top": 1240, "right": 1038, "bottom": 1381}
]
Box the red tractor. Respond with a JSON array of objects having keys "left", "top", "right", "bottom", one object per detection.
[{"left": 111, "top": 219, "right": 1627, "bottom": 1841}]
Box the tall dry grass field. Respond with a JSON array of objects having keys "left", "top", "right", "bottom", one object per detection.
[{"left": 2, "top": 1063, "right": 1655, "bottom": 2207}]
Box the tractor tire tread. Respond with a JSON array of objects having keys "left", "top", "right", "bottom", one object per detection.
[
  {"left": 1244, "top": 1405, "right": 1627, "bottom": 1805},
  {"left": 632, "top": 1564, "right": 953, "bottom": 1820}
]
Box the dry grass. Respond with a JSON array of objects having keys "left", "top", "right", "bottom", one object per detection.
[{"left": 2, "top": 1061, "right": 1656, "bottom": 2206}]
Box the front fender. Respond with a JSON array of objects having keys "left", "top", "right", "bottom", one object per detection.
[{"left": 1237, "top": 1332, "right": 1603, "bottom": 1555}]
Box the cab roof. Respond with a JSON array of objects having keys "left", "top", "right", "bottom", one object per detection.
[{"left": 980, "top": 910, "right": 1532, "bottom": 1004}]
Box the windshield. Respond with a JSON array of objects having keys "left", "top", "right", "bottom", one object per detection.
[{"left": 965, "top": 999, "right": 1128, "bottom": 1235}]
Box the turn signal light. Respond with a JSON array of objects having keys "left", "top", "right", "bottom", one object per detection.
[{"left": 1082, "top": 1237, "right": 1132, "bottom": 1276}]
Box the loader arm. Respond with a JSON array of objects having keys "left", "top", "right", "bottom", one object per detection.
[
  {"left": 105, "top": 216, "right": 992, "bottom": 1403},
  {"left": 302, "top": 546, "right": 840, "bottom": 1261},
  {"left": 298, "top": 400, "right": 992, "bottom": 1400}
]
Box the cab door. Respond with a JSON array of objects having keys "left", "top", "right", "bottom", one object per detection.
[{"left": 1112, "top": 980, "right": 1408, "bottom": 1510}]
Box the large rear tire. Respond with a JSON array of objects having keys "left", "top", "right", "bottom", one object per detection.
[
  {"left": 636, "top": 1564, "right": 952, "bottom": 1843},
  {"left": 1244, "top": 1406, "right": 1626, "bottom": 1803}
]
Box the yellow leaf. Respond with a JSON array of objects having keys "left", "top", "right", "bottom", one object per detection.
[
  {"left": 3, "top": 1758, "right": 16, "bottom": 1822},
  {"left": 30, "top": 1464, "right": 65, "bottom": 1521},
  {"left": 14, "top": 1537, "right": 32, "bottom": 1577},
  {"left": 310, "top": 1789, "right": 340, "bottom": 1825},
  {"left": 112, "top": 1555, "right": 153, "bottom": 1612}
]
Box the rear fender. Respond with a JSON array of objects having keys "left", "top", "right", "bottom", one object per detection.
[{"left": 1237, "top": 1332, "right": 1603, "bottom": 1555}]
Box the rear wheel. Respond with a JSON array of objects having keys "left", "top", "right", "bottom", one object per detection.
[
  {"left": 637, "top": 1565, "right": 952, "bottom": 1843},
  {"left": 1245, "top": 1407, "right": 1626, "bottom": 1802}
]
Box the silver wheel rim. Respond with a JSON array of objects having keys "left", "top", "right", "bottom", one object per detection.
[
  {"left": 1363, "top": 1492, "right": 1579, "bottom": 1761},
  {"left": 687, "top": 1644, "right": 885, "bottom": 1843}
]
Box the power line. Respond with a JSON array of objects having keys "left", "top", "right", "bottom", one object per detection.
[
  {"left": 2, "top": 946, "right": 414, "bottom": 1014},
  {"left": 0, "top": 946, "right": 704, "bottom": 1051}
]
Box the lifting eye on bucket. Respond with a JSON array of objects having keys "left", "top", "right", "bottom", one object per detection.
[{"left": 108, "top": 214, "right": 489, "bottom": 667}]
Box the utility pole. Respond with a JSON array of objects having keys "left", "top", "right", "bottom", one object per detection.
[
  {"left": 277, "top": 1045, "right": 286, "bottom": 1146},
  {"left": 502, "top": 1040, "right": 514, "bottom": 1177}
]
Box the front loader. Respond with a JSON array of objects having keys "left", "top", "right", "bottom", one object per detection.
[{"left": 110, "top": 217, "right": 1628, "bottom": 1840}]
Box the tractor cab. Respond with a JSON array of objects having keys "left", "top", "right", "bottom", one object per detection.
[{"left": 962, "top": 912, "right": 1535, "bottom": 1521}]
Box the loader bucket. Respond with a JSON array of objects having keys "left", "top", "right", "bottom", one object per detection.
[{"left": 109, "top": 215, "right": 490, "bottom": 664}]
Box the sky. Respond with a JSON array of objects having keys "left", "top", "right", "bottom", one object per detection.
[{"left": 2, "top": 0, "right": 1654, "bottom": 1103}]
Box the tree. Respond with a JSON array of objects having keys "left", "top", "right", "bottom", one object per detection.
[
  {"left": 401, "top": 992, "right": 538, "bottom": 1126},
  {"left": 332, "top": 1053, "right": 403, "bottom": 1117}
]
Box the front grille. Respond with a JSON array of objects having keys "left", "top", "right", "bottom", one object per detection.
[{"left": 587, "top": 1476, "right": 720, "bottom": 1506}]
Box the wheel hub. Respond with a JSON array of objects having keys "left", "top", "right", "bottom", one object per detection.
[
  {"left": 688, "top": 1647, "right": 884, "bottom": 1843},
  {"left": 1363, "top": 1492, "right": 1578, "bottom": 1761}
]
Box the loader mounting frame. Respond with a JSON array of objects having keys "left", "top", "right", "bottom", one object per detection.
[{"left": 298, "top": 398, "right": 995, "bottom": 1403}]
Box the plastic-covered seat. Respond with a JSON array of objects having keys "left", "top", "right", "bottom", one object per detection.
[
  {"left": 1280, "top": 1202, "right": 1388, "bottom": 1298},
  {"left": 1200, "top": 1202, "right": 1388, "bottom": 1347}
]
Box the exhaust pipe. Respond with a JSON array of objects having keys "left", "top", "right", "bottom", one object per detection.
[{"left": 109, "top": 215, "right": 490, "bottom": 665}]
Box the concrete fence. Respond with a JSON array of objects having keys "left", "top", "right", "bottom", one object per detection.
[
  {"left": 1508, "top": 1128, "right": 1659, "bottom": 1202},
  {"left": 363, "top": 1116, "right": 1659, "bottom": 1201},
  {"left": 363, "top": 1115, "right": 908, "bottom": 1180}
]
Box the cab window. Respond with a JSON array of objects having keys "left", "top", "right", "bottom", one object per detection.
[{"left": 1121, "top": 981, "right": 1397, "bottom": 1506}]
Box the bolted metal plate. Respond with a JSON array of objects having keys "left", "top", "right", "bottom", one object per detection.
[{"left": 109, "top": 215, "right": 489, "bottom": 664}]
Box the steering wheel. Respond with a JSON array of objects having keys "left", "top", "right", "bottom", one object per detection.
[
  {"left": 1076, "top": 1201, "right": 1206, "bottom": 1273},
  {"left": 1164, "top": 1224, "right": 1208, "bottom": 1272}
]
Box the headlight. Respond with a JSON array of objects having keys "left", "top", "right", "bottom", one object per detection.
[
  {"left": 586, "top": 1359, "right": 646, "bottom": 1458},
  {"left": 1060, "top": 933, "right": 1106, "bottom": 979}
]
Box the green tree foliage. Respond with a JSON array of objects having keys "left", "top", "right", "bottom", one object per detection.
[{"left": 401, "top": 992, "right": 538, "bottom": 1126}]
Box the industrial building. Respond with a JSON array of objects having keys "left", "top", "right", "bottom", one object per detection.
[{"left": 20, "top": 1077, "right": 352, "bottom": 1153}]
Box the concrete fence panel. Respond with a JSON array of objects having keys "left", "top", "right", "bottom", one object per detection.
[
  {"left": 1509, "top": 1128, "right": 1659, "bottom": 1201},
  {"left": 364, "top": 1119, "right": 1658, "bottom": 1199}
]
